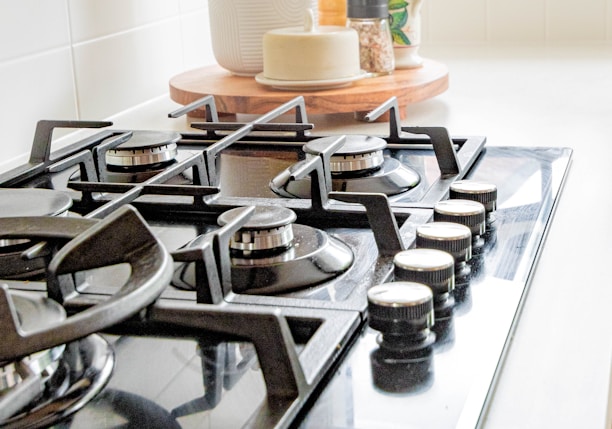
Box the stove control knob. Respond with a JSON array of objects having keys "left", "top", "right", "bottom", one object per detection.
[
  {"left": 416, "top": 222, "right": 472, "bottom": 263},
  {"left": 367, "top": 282, "right": 434, "bottom": 336},
  {"left": 449, "top": 180, "right": 497, "bottom": 213},
  {"left": 450, "top": 180, "right": 497, "bottom": 234},
  {"left": 394, "top": 249, "right": 454, "bottom": 295},
  {"left": 433, "top": 199, "right": 486, "bottom": 238}
]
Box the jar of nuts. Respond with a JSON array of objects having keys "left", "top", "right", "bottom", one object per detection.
[{"left": 347, "top": 0, "right": 395, "bottom": 76}]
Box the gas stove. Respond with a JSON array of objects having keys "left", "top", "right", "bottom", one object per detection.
[{"left": 0, "top": 96, "right": 571, "bottom": 428}]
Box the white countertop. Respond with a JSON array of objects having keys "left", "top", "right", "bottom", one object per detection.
[{"left": 106, "top": 43, "right": 612, "bottom": 428}]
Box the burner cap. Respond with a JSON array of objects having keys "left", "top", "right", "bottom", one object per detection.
[
  {"left": 0, "top": 189, "right": 72, "bottom": 250},
  {"left": 304, "top": 135, "right": 387, "bottom": 174},
  {"left": 105, "top": 130, "right": 181, "bottom": 167},
  {"left": 218, "top": 206, "right": 297, "bottom": 253},
  {"left": 0, "top": 189, "right": 72, "bottom": 218}
]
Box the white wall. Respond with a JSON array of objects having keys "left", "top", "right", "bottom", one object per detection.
[
  {"left": 1, "top": 0, "right": 611, "bottom": 172},
  {"left": 421, "top": 0, "right": 612, "bottom": 43},
  {"left": 0, "top": 0, "right": 213, "bottom": 172}
]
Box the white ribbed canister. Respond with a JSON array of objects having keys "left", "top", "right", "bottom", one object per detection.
[{"left": 208, "top": 0, "right": 318, "bottom": 76}]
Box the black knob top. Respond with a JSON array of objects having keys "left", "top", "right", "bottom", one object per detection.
[
  {"left": 416, "top": 222, "right": 472, "bottom": 263},
  {"left": 393, "top": 248, "right": 455, "bottom": 296},
  {"left": 367, "top": 282, "right": 434, "bottom": 335},
  {"left": 433, "top": 199, "right": 486, "bottom": 237},
  {"left": 450, "top": 180, "right": 497, "bottom": 213}
]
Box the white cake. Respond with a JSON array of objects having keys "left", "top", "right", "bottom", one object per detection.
[{"left": 262, "top": 25, "right": 360, "bottom": 81}]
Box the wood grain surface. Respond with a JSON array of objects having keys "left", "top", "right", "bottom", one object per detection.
[{"left": 169, "top": 59, "right": 448, "bottom": 119}]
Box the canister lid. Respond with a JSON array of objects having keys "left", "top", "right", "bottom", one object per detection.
[{"left": 347, "top": 0, "right": 389, "bottom": 19}]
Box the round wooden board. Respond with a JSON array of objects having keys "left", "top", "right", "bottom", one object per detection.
[{"left": 169, "top": 59, "right": 448, "bottom": 119}]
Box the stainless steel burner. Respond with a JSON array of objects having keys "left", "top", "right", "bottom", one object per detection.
[
  {"left": 105, "top": 130, "right": 181, "bottom": 168},
  {"left": 0, "top": 189, "right": 72, "bottom": 279},
  {"left": 0, "top": 336, "right": 114, "bottom": 429},
  {"left": 0, "top": 189, "right": 72, "bottom": 219},
  {"left": 222, "top": 206, "right": 354, "bottom": 294},
  {"left": 271, "top": 135, "right": 420, "bottom": 197},
  {"left": 0, "top": 292, "right": 114, "bottom": 427},
  {"left": 218, "top": 206, "right": 296, "bottom": 254},
  {"left": 172, "top": 206, "right": 355, "bottom": 295},
  {"left": 305, "top": 135, "right": 387, "bottom": 174},
  {"left": 228, "top": 222, "right": 354, "bottom": 294},
  {"left": 0, "top": 189, "right": 71, "bottom": 247},
  {"left": 0, "top": 292, "right": 66, "bottom": 395}
]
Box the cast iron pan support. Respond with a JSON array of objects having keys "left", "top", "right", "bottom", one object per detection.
[
  {"left": 147, "top": 303, "right": 306, "bottom": 407},
  {"left": 330, "top": 192, "right": 404, "bottom": 256},
  {"left": 401, "top": 126, "right": 461, "bottom": 177},
  {"left": 168, "top": 94, "right": 220, "bottom": 125},
  {"left": 171, "top": 206, "right": 256, "bottom": 304},
  {"left": 0, "top": 205, "right": 173, "bottom": 361},
  {"left": 0, "top": 120, "right": 111, "bottom": 186},
  {"left": 203, "top": 95, "right": 308, "bottom": 186},
  {"left": 267, "top": 130, "right": 414, "bottom": 252},
  {"left": 281, "top": 145, "right": 405, "bottom": 256},
  {"left": 366, "top": 97, "right": 461, "bottom": 176},
  {"left": 170, "top": 94, "right": 310, "bottom": 142}
]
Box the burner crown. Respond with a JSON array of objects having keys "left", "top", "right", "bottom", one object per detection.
[
  {"left": 304, "top": 135, "right": 387, "bottom": 174},
  {"left": 218, "top": 206, "right": 297, "bottom": 253}
]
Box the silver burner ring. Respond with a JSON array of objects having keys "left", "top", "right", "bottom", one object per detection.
[
  {"left": 304, "top": 135, "right": 388, "bottom": 174},
  {"left": 105, "top": 142, "right": 178, "bottom": 167},
  {"left": 231, "top": 224, "right": 294, "bottom": 253},
  {"left": 329, "top": 149, "right": 385, "bottom": 173},
  {"left": 0, "top": 345, "right": 65, "bottom": 391},
  {"left": 219, "top": 206, "right": 298, "bottom": 254}
]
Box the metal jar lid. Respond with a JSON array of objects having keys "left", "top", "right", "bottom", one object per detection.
[{"left": 347, "top": 0, "right": 389, "bottom": 18}]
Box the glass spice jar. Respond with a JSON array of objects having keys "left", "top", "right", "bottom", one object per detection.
[
  {"left": 318, "top": 0, "right": 347, "bottom": 26},
  {"left": 347, "top": 0, "right": 395, "bottom": 76}
]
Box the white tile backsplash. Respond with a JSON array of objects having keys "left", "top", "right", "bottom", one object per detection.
[
  {"left": 423, "top": 0, "right": 612, "bottom": 43},
  {"left": 428, "top": 0, "right": 487, "bottom": 43},
  {"left": 179, "top": 0, "right": 207, "bottom": 13},
  {"left": 546, "top": 0, "right": 607, "bottom": 41},
  {"left": 0, "top": 0, "right": 70, "bottom": 62},
  {"left": 0, "top": 48, "right": 77, "bottom": 171},
  {"left": 1, "top": 0, "right": 612, "bottom": 173},
  {"left": 68, "top": 0, "right": 181, "bottom": 43},
  {"left": 73, "top": 19, "right": 184, "bottom": 119},
  {"left": 180, "top": 8, "right": 215, "bottom": 70},
  {"left": 487, "top": 0, "right": 546, "bottom": 42}
]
